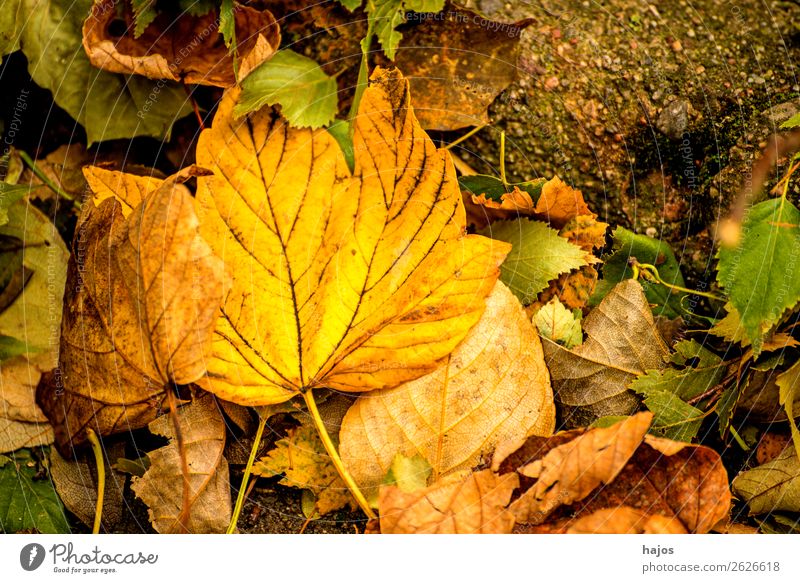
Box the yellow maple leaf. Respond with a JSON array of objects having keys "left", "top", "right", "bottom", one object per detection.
[{"left": 194, "top": 67, "right": 510, "bottom": 406}]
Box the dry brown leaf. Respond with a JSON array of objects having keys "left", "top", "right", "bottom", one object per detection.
[
  {"left": 533, "top": 176, "right": 593, "bottom": 229},
  {"left": 193, "top": 67, "right": 508, "bottom": 406},
  {"left": 531, "top": 264, "right": 598, "bottom": 312},
  {"left": 83, "top": 0, "right": 280, "bottom": 86},
  {"left": 498, "top": 415, "right": 730, "bottom": 533},
  {"left": 36, "top": 168, "right": 225, "bottom": 455},
  {"left": 16, "top": 144, "right": 91, "bottom": 202},
  {"left": 565, "top": 507, "right": 687, "bottom": 534},
  {"left": 394, "top": 5, "right": 533, "bottom": 131},
  {"left": 132, "top": 394, "right": 231, "bottom": 533},
  {"left": 543, "top": 279, "right": 671, "bottom": 426},
  {"left": 502, "top": 413, "right": 652, "bottom": 524},
  {"left": 340, "top": 281, "right": 554, "bottom": 493},
  {"left": 560, "top": 213, "right": 609, "bottom": 253},
  {"left": 379, "top": 469, "right": 519, "bottom": 534},
  {"left": 0, "top": 416, "right": 53, "bottom": 454},
  {"left": 50, "top": 442, "right": 126, "bottom": 531}
]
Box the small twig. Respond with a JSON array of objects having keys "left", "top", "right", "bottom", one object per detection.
[
  {"left": 443, "top": 123, "right": 488, "bottom": 151},
  {"left": 18, "top": 151, "right": 77, "bottom": 205},
  {"left": 183, "top": 85, "right": 205, "bottom": 130},
  {"left": 227, "top": 413, "right": 268, "bottom": 534}
]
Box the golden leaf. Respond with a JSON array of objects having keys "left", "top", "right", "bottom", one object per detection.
[
  {"left": 83, "top": 0, "right": 280, "bottom": 87},
  {"left": 565, "top": 507, "right": 687, "bottom": 534},
  {"left": 36, "top": 169, "right": 226, "bottom": 454},
  {"left": 132, "top": 394, "right": 231, "bottom": 533},
  {"left": 379, "top": 469, "right": 519, "bottom": 534},
  {"left": 82, "top": 166, "right": 164, "bottom": 218},
  {"left": 339, "top": 281, "right": 554, "bottom": 493},
  {"left": 194, "top": 67, "right": 509, "bottom": 406}
]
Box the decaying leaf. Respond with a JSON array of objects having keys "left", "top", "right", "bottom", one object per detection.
[
  {"left": 543, "top": 279, "right": 671, "bottom": 426},
  {"left": 339, "top": 281, "right": 554, "bottom": 493},
  {"left": 132, "top": 394, "right": 231, "bottom": 533},
  {"left": 83, "top": 0, "right": 280, "bottom": 86},
  {"left": 565, "top": 506, "right": 687, "bottom": 534},
  {"left": 733, "top": 446, "right": 800, "bottom": 515},
  {"left": 777, "top": 360, "right": 800, "bottom": 458},
  {"left": 1, "top": 355, "right": 54, "bottom": 453},
  {"left": 50, "top": 442, "right": 126, "bottom": 531},
  {"left": 194, "top": 67, "right": 508, "bottom": 405},
  {"left": 378, "top": 469, "right": 518, "bottom": 534},
  {"left": 495, "top": 414, "right": 730, "bottom": 533},
  {"left": 394, "top": 4, "right": 532, "bottom": 130},
  {"left": 0, "top": 449, "right": 69, "bottom": 533},
  {"left": 252, "top": 395, "right": 355, "bottom": 517},
  {"left": 36, "top": 168, "right": 226, "bottom": 455}
]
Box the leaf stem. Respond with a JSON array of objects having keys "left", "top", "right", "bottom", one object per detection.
[
  {"left": 302, "top": 389, "right": 376, "bottom": 520},
  {"left": 85, "top": 428, "right": 105, "bottom": 535},
  {"left": 18, "top": 150, "right": 77, "bottom": 205},
  {"left": 443, "top": 123, "right": 488, "bottom": 151},
  {"left": 636, "top": 262, "right": 725, "bottom": 302},
  {"left": 499, "top": 130, "right": 507, "bottom": 186},
  {"left": 227, "top": 412, "right": 267, "bottom": 534}
]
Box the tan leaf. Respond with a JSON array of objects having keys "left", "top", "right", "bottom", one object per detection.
[
  {"left": 504, "top": 413, "right": 652, "bottom": 524},
  {"left": 533, "top": 176, "right": 593, "bottom": 228},
  {"left": 36, "top": 169, "right": 226, "bottom": 454},
  {"left": 132, "top": 394, "right": 231, "bottom": 533},
  {"left": 50, "top": 442, "right": 126, "bottom": 531},
  {"left": 0, "top": 416, "right": 53, "bottom": 454},
  {"left": 543, "top": 279, "right": 671, "bottom": 426},
  {"left": 379, "top": 469, "right": 519, "bottom": 534},
  {"left": 82, "top": 0, "right": 280, "bottom": 87},
  {"left": 565, "top": 507, "right": 687, "bottom": 534},
  {"left": 498, "top": 415, "right": 730, "bottom": 533},
  {"left": 194, "top": 67, "right": 508, "bottom": 405},
  {"left": 339, "top": 281, "right": 554, "bottom": 493}
]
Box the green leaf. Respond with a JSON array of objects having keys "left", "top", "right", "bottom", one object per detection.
[
  {"left": 15, "top": 0, "right": 192, "bottom": 144},
  {"left": 0, "top": 449, "right": 70, "bottom": 533},
  {"left": 327, "top": 119, "right": 355, "bottom": 171},
  {"left": 778, "top": 360, "right": 800, "bottom": 461},
  {"left": 337, "top": 0, "right": 363, "bottom": 10},
  {"left": 131, "top": 0, "right": 157, "bottom": 37},
  {"left": 533, "top": 297, "right": 583, "bottom": 348},
  {"left": 733, "top": 446, "right": 800, "bottom": 515},
  {"left": 481, "top": 219, "right": 587, "bottom": 305},
  {"left": 781, "top": 112, "right": 800, "bottom": 129},
  {"left": 716, "top": 197, "right": 800, "bottom": 354},
  {"left": 383, "top": 454, "right": 432, "bottom": 493},
  {"left": 235, "top": 50, "right": 339, "bottom": 129},
  {"left": 368, "top": 0, "right": 445, "bottom": 60},
  {"left": 219, "top": 0, "right": 235, "bottom": 48},
  {"left": 0, "top": 182, "right": 29, "bottom": 226},
  {"left": 458, "top": 175, "right": 545, "bottom": 202},
  {"left": 630, "top": 340, "right": 726, "bottom": 441},
  {"left": 591, "top": 226, "right": 688, "bottom": 318}
]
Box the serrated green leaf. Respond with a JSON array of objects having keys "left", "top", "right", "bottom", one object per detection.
[
  {"left": 219, "top": 0, "right": 235, "bottom": 48},
  {"left": 0, "top": 449, "right": 70, "bottom": 533},
  {"left": 716, "top": 197, "right": 800, "bottom": 355},
  {"left": 131, "top": 0, "right": 157, "bottom": 37},
  {"left": 337, "top": 0, "right": 363, "bottom": 10},
  {"left": 592, "top": 226, "right": 688, "bottom": 318},
  {"left": 481, "top": 219, "right": 587, "bottom": 305},
  {"left": 733, "top": 446, "right": 800, "bottom": 514},
  {"left": 778, "top": 360, "right": 800, "bottom": 461},
  {"left": 533, "top": 297, "right": 583, "bottom": 348},
  {"left": 368, "top": 0, "right": 445, "bottom": 60},
  {"left": 235, "top": 50, "right": 339, "bottom": 129},
  {"left": 15, "top": 0, "right": 191, "bottom": 144}
]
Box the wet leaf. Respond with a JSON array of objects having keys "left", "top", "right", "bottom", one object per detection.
[
  {"left": 132, "top": 394, "right": 231, "bottom": 533},
  {"left": 235, "top": 50, "right": 338, "bottom": 128},
  {"left": 482, "top": 219, "right": 588, "bottom": 305},
  {"left": 339, "top": 281, "right": 554, "bottom": 494},
  {"left": 378, "top": 469, "right": 518, "bottom": 534},
  {"left": 84, "top": 0, "right": 280, "bottom": 87},
  {"left": 195, "top": 67, "right": 508, "bottom": 405},
  {"left": 0, "top": 448, "right": 69, "bottom": 533},
  {"left": 717, "top": 197, "right": 800, "bottom": 354},
  {"left": 544, "top": 280, "right": 671, "bottom": 426},
  {"left": 733, "top": 446, "right": 800, "bottom": 515},
  {"left": 36, "top": 169, "right": 225, "bottom": 454}
]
